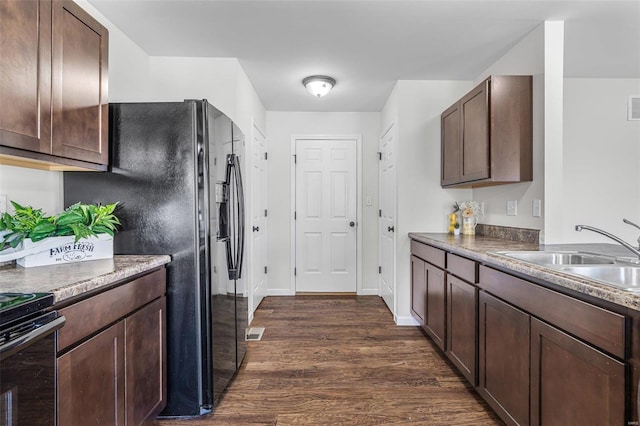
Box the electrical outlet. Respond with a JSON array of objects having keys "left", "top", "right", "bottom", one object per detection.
[
  {"left": 506, "top": 200, "right": 518, "bottom": 216},
  {"left": 480, "top": 201, "right": 485, "bottom": 215},
  {"left": 0, "top": 194, "right": 7, "bottom": 214}
]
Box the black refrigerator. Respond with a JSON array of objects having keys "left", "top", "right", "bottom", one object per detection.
[{"left": 63, "top": 100, "right": 248, "bottom": 417}]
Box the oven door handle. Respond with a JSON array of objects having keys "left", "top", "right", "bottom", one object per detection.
[{"left": 0, "top": 315, "right": 66, "bottom": 360}]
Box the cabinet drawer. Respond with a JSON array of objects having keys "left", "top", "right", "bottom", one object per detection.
[
  {"left": 447, "top": 253, "right": 478, "bottom": 283},
  {"left": 57, "top": 269, "right": 166, "bottom": 352},
  {"left": 411, "top": 240, "right": 445, "bottom": 269},
  {"left": 479, "top": 266, "right": 628, "bottom": 359}
]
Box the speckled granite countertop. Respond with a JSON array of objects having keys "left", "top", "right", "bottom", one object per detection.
[
  {"left": 0, "top": 255, "right": 171, "bottom": 303},
  {"left": 409, "top": 233, "right": 640, "bottom": 312}
]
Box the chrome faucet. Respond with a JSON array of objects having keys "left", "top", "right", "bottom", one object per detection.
[{"left": 575, "top": 218, "right": 640, "bottom": 259}]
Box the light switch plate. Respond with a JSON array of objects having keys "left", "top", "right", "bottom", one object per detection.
[
  {"left": 0, "top": 194, "right": 7, "bottom": 214},
  {"left": 533, "top": 199, "right": 542, "bottom": 217},
  {"left": 507, "top": 200, "right": 517, "bottom": 216}
]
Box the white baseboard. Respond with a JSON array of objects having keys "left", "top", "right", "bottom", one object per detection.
[
  {"left": 357, "top": 289, "right": 379, "bottom": 296},
  {"left": 394, "top": 315, "right": 420, "bottom": 326},
  {"left": 267, "top": 289, "right": 295, "bottom": 296}
]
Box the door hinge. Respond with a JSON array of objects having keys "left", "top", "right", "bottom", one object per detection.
[
  {"left": 294, "top": 268, "right": 297, "bottom": 276},
  {"left": 264, "top": 209, "right": 268, "bottom": 217},
  {"left": 293, "top": 154, "right": 297, "bottom": 164},
  {"left": 213, "top": 157, "right": 217, "bottom": 165},
  {"left": 378, "top": 209, "right": 382, "bottom": 217},
  {"left": 294, "top": 211, "right": 297, "bottom": 220},
  {"left": 377, "top": 152, "right": 382, "bottom": 160},
  {"left": 378, "top": 266, "right": 382, "bottom": 274},
  {"left": 265, "top": 266, "right": 268, "bottom": 274},
  {"left": 265, "top": 152, "right": 268, "bottom": 160}
]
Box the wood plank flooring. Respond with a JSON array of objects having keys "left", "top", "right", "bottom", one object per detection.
[{"left": 155, "top": 295, "right": 502, "bottom": 425}]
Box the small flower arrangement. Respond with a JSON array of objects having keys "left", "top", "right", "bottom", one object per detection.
[{"left": 459, "top": 201, "right": 480, "bottom": 218}]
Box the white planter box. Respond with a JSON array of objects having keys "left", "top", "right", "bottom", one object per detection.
[{"left": 16, "top": 234, "right": 113, "bottom": 268}]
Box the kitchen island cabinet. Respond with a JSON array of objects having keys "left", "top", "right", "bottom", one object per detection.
[
  {"left": 0, "top": 0, "right": 108, "bottom": 171},
  {"left": 56, "top": 268, "right": 167, "bottom": 426}
]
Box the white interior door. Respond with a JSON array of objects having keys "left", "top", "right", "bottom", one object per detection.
[
  {"left": 295, "top": 138, "right": 357, "bottom": 292},
  {"left": 250, "top": 124, "right": 267, "bottom": 312},
  {"left": 379, "top": 125, "right": 396, "bottom": 312}
]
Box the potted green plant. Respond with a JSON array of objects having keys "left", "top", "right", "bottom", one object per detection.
[
  {"left": 453, "top": 222, "right": 461, "bottom": 235},
  {"left": 0, "top": 201, "right": 120, "bottom": 267}
]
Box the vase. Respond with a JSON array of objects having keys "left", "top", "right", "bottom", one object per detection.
[{"left": 462, "top": 216, "right": 477, "bottom": 236}]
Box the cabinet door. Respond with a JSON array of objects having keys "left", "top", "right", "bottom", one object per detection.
[
  {"left": 51, "top": 0, "right": 108, "bottom": 165},
  {"left": 530, "top": 318, "right": 625, "bottom": 426},
  {"left": 125, "top": 297, "right": 167, "bottom": 425},
  {"left": 479, "top": 291, "right": 530, "bottom": 426},
  {"left": 0, "top": 0, "right": 52, "bottom": 153},
  {"left": 58, "top": 321, "right": 125, "bottom": 426},
  {"left": 460, "top": 80, "right": 490, "bottom": 182},
  {"left": 446, "top": 275, "right": 478, "bottom": 385},
  {"left": 424, "top": 262, "right": 446, "bottom": 351},
  {"left": 410, "top": 255, "right": 426, "bottom": 325},
  {"left": 441, "top": 102, "right": 461, "bottom": 186}
]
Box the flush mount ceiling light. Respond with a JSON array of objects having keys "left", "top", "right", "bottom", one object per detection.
[{"left": 302, "top": 75, "right": 336, "bottom": 98}]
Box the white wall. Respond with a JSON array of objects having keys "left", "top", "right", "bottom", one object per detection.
[
  {"left": 0, "top": 166, "right": 63, "bottom": 215},
  {"left": 265, "top": 112, "right": 381, "bottom": 295},
  {"left": 471, "top": 24, "right": 547, "bottom": 235},
  {"left": 385, "top": 81, "right": 473, "bottom": 324},
  {"left": 562, "top": 78, "right": 640, "bottom": 244}
]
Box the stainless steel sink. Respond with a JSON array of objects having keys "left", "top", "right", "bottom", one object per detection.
[
  {"left": 560, "top": 266, "right": 640, "bottom": 292},
  {"left": 497, "top": 251, "right": 615, "bottom": 265},
  {"left": 494, "top": 251, "right": 640, "bottom": 292}
]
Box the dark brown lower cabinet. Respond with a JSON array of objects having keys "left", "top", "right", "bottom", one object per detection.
[
  {"left": 479, "top": 291, "right": 530, "bottom": 426},
  {"left": 125, "top": 297, "right": 167, "bottom": 426},
  {"left": 410, "top": 255, "right": 426, "bottom": 326},
  {"left": 410, "top": 251, "right": 446, "bottom": 351},
  {"left": 58, "top": 322, "right": 125, "bottom": 426},
  {"left": 446, "top": 275, "right": 478, "bottom": 385},
  {"left": 424, "top": 262, "right": 446, "bottom": 351},
  {"left": 57, "top": 269, "right": 167, "bottom": 425},
  {"left": 530, "top": 318, "right": 625, "bottom": 426}
]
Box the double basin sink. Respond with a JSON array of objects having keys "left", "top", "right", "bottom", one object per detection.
[{"left": 495, "top": 251, "right": 640, "bottom": 292}]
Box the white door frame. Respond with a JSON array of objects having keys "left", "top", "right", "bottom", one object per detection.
[
  {"left": 290, "top": 134, "right": 363, "bottom": 294},
  {"left": 247, "top": 118, "right": 267, "bottom": 323},
  {"left": 378, "top": 123, "right": 397, "bottom": 316}
]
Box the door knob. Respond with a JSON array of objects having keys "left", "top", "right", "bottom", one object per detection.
[
  {"left": 349, "top": 221, "right": 355, "bottom": 227},
  {"left": 388, "top": 226, "right": 395, "bottom": 232},
  {"left": 252, "top": 226, "right": 260, "bottom": 232}
]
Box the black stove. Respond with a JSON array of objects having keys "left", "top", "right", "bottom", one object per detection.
[
  {"left": 0, "top": 292, "right": 54, "bottom": 328},
  {"left": 0, "top": 292, "right": 63, "bottom": 425}
]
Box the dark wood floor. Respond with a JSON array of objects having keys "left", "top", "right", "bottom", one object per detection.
[{"left": 156, "top": 295, "right": 502, "bottom": 425}]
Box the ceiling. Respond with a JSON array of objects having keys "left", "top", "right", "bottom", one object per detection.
[{"left": 88, "top": 0, "right": 640, "bottom": 112}]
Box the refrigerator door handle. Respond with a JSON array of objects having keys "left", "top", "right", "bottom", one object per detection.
[
  {"left": 224, "top": 153, "right": 245, "bottom": 281},
  {"left": 234, "top": 154, "right": 245, "bottom": 280}
]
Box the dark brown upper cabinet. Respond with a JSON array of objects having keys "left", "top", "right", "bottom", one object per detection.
[
  {"left": 0, "top": 0, "right": 108, "bottom": 171},
  {"left": 441, "top": 75, "right": 532, "bottom": 188},
  {"left": 0, "top": 0, "right": 52, "bottom": 154}
]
